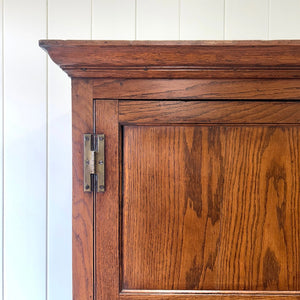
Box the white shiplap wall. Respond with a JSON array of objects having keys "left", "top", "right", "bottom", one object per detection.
[
  {"left": 0, "top": 1, "right": 300, "bottom": 299},
  {"left": 3, "top": 1, "right": 47, "bottom": 300}
]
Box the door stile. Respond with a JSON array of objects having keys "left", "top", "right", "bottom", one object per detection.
[{"left": 95, "top": 100, "right": 120, "bottom": 299}]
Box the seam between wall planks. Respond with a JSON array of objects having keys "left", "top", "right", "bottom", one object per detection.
[
  {"left": 135, "top": 0, "right": 137, "bottom": 40},
  {"left": 1, "top": 0, "right": 3, "bottom": 298},
  {"left": 46, "top": 0, "right": 49, "bottom": 299},
  {"left": 45, "top": 57, "right": 48, "bottom": 300},
  {"left": 178, "top": 0, "right": 181, "bottom": 40},
  {"left": 223, "top": 0, "right": 226, "bottom": 39},
  {"left": 267, "top": 0, "right": 270, "bottom": 39},
  {"left": 90, "top": 0, "right": 93, "bottom": 39}
]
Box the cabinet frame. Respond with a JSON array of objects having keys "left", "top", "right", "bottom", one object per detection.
[{"left": 40, "top": 40, "right": 300, "bottom": 300}]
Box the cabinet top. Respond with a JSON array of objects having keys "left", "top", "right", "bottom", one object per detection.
[{"left": 39, "top": 40, "right": 300, "bottom": 79}]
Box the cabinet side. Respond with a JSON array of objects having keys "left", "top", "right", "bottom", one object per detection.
[{"left": 72, "top": 79, "right": 94, "bottom": 300}]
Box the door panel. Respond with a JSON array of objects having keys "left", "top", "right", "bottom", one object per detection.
[
  {"left": 123, "top": 126, "right": 220, "bottom": 290},
  {"left": 218, "top": 126, "right": 299, "bottom": 291},
  {"left": 95, "top": 100, "right": 120, "bottom": 300},
  {"left": 96, "top": 100, "right": 299, "bottom": 299},
  {"left": 122, "top": 124, "right": 299, "bottom": 292}
]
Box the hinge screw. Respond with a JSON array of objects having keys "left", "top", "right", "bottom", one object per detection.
[
  {"left": 85, "top": 136, "right": 89, "bottom": 142},
  {"left": 86, "top": 160, "right": 89, "bottom": 165},
  {"left": 99, "top": 185, "right": 104, "bottom": 190},
  {"left": 85, "top": 184, "right": 90, "bottom": 190},
  {"left": 99, "top": 160, "right": 104, "bottom": 165},
  {"left": 99, "top": 137, "right": 104, "bottom": 141}
]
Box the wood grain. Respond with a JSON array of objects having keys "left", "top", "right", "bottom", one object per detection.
[
  {"left": 123, "top": 126, "right": 220, "bottom": 290},
  {"left": 50, "top": 67, "right": 300, "bottom": 79},
  {"left": 120, "top": 290, "right": 300, "bottom": 300},
  {"left": 72, "top": 79, "right": 94, "bottom": 300},
  {"left": 122, "top": 125, "right": 299, "bottom": 291},
  {"left": 93, "top": 79, "right": 300, "bottom": 100},
  {"left": 95, "top": 100, "right": 120, "bottom": 299},
  {"left": 41, "top": 41, "right": 300, "bottom": 300},
  {"left": 39, "top": 40, "right": 300, "bottom": 79},
  {"left": 218, "top": 126, "right": 299, "bottom": 291},
  {"left": 119, "top": 101, "right": 300, "bottom": 124}
]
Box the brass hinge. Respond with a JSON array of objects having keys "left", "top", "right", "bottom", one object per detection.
[{"left": 84, "top": 134, "right": 105, "bottom": 193}]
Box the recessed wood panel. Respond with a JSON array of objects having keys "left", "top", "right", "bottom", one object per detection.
[
  {"left": 218, "top": 126, "right": 300, "bottom": 291},
  {"left": 123, "top": 126, "right": 220, "bottom": 290},
  {"left": 122, "top": 125, "right": 299, "bottom": 291}
]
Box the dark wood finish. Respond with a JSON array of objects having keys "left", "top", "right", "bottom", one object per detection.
[
  {"left": 39, "top": 41, "right": 300, "bottom": 300},
  {"left": 122, "top": 126, "right": 220, "bottom": 291},
  {"left": 120, "top": 291, "right": 300, "bottom": 300},
  {"left": 72, "top": 79, "right": 94, "bottom": 300},
  {"left": 218, "top": 126, "right": 299, "bottom": 291},
  {"left": 95, "top": 100, "right": 120, "bottom": 299},
  {"left": 122, "top": 124, "right": 299, "bottom": 292},
  {"left": 119, "top": 101, "right": 300, "bottom": 124},
  {"left": 93, "top": 79, "right": 300, "bottom": 100},
  {"left": 40, "top": 40, "right": 300, "bottom": 79}
]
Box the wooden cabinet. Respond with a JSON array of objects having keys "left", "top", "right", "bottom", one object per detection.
[{"left": 40, "top": 41, "right": 300, "bottom": 300}]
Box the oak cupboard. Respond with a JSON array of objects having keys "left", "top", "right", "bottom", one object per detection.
[{"left": 40, "top": 41, "right": 300, "bottom": 300}]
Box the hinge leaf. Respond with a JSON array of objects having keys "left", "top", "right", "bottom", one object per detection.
[
  {"left": 96, "top": 134, "right": 105, "bottom": 192},
  {"left": 84, "top": 133, "right": 105, "bottom": 193}
]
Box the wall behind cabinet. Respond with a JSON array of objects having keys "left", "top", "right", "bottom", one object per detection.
[{"left": 0, "top": 0, "right": 299, "bottom": 299}]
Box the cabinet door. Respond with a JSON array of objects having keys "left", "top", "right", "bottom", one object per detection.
[{"left": 95, "top": 100, "right": 300, "bottom": 300}]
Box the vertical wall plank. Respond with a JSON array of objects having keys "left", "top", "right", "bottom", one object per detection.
[
  {"left": 48, "top": 1, "right": 91, "bottom": 300},
  {"left": 137, "top": 0, "right": 179, "bottom": 39},
  {"left": 225, "top": 0, "right": 269, "bottom": 40},
  {"left": 269, "top": 0, "right": 300, "bottom": 39},
  {"left": 3, "top": 0, "right": 46, "bottom": 299},
  {"left": 48, "top": 0, "right": 92, "bottom": 39},
  {"left": 180, "top": 0, "right": 224, "bottom": 40},
  {"left": 92, "top": 0, "right": 135, "bottom": 39}
]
